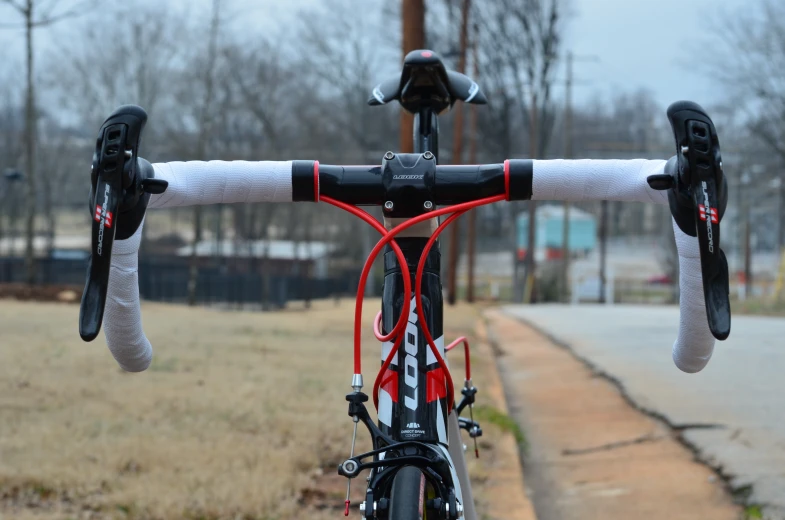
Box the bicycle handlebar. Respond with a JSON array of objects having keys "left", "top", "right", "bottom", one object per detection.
[
  {"left": 294, "top": 161, "right": 515, "bottom": 207},
  {"left": 79, "top": 103, "right": 732, "bottom": 376}
]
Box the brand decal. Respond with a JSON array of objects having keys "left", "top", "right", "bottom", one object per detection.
[
  {"left": 404, "top": 296, "right": 419, "bottom": 410},
  {"left": 466, "top": 81, "right": 479, "bottom": 102},
  {"left": 700, "top": 181, "right": 715, "bottom": 253},
  {"left": 96, "top": 184, "right": 113, "bottom": 256},
  {"left": 393, "top": 174, "right": 424, "bottom": 180},
  {"left": 402, "top": 420, "right": 425, "bottom": 437}
]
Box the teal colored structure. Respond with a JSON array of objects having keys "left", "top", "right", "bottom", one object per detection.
[{"left": 517, "top": 205, "right": 596, "bottom": 252}]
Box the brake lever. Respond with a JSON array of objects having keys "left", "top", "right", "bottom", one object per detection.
[
  {"left": 647, "top": 101, "right": 730, "bottom": 341},
  {"left": 79, "top": 105, "right": 167, "bottom": 342}
]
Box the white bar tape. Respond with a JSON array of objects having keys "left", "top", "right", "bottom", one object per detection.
[
  {"left": 531, "top": 158, "right": 714, "bottom": 373},
  {"left": 532, "top": 159, "right": 668, "bottom": 205},
  {"left": 672, "top": 219, "right": 715, "bottom": 372},
  {"left": 104, "top": 222, "right": 151, "bottom": 372},
  {"left": 148, "top": 160, "right": 293, "bottom": 208},
  {"left": 100, "top": 158, "right": 715, "bottom": 374}
]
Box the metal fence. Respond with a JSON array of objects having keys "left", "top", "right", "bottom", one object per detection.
[{"left": 0, "top": 256, "right": 356, "bottom": 308}]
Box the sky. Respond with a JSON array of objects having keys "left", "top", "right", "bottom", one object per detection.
[
  {"left": 0, "top": 0, "right": 750, "bottom": 111},
  {"left": 562, "top": 0, "right": 748, "bottom": 108},
  {"left": 222, "top": 0, "right": 751, "bottom": 109}
]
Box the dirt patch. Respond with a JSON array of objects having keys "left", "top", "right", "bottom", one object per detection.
[
  {"left": 485, "top": 309, "right": 742, "bottom": 520},
  {"left": 0, "top": 283, "right": 82, "bottom": 303}
]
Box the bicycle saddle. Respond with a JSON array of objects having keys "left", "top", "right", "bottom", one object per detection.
[{"left": 368, "top": 49, "right": 487, "bottom": 114}]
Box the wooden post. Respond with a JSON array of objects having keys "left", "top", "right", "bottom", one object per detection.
[
  {"left": 524, "top": 92, "right": 538, "bottom": 303},
  {"left": 466, "top": 21, "right": 479, "bottom": 303},
  {"left": 400, "top": 0, "right": 425, "bottom": 153},
  {"left": 599, "top": 200, "right": 608, "bottom": 303},
  {"left": 561, "top": 52, "right": 573, "bottom": 302},
  {"left": 446, "top": 0, "right": 471, "bottom": 305}
]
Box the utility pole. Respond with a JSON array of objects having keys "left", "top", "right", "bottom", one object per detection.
[
  {"left": 559, "top": 51, "right": 600, "bottom": 302},
  {"left": 22, "top": 0, "right": 36, "bottom": 284},
  {"left": 446, "top": 0, "right": 471, "bottom": 305},
  {"left": 743, "top": 172, "right": 752, "bottom": 299},
  {"left": 400, "top": 0, "right": 425, "bottom": 153},
  {"left": 598, "top": 200, "right": 608, "bottom": 303},
  {"left": 560, "top": 51, "right": 573, "bottom": 303},
  {"left": 523, "top": 92, "right": 538, "bottom": 304},
  {"left": 466, "top": 21, "right": 479, "bottom": 303}
]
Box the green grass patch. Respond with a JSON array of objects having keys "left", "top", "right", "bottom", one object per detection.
[
  {"left": 472, "top": 405, "right": 527, "bottom": 453},
  {"left": 732, "top": 296, "right": 785, "bottom": 317},
  {"left": 149, "top": 357, "right": 178, "bottom": 373}
]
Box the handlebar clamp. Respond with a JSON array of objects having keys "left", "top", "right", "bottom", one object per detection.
[{"left": 381, "top": 152, "right": 437, "bottom": 217}]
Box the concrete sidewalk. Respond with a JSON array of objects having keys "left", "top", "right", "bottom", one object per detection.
[{"left": 503, "top": 304, "right": 785, "bottom": 519}]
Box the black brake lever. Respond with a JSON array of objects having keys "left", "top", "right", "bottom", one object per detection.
[
  {"left": 79, "top": 105, "right": 167, "bottom": 342},
  {"left": 647, "top": 101, "right": 730, "bottom": 341}
]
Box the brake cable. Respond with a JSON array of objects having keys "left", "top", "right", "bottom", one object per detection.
[{"left": 323, "top": 194, "right": 504, "bottom": 415}]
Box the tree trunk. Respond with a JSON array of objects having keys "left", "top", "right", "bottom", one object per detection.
[
  {"left": 42, "top": 162, "right": 55, "bottom": 258},
  {"left": 446, "top": 0, "right": 471, "bottom": 306},
  {"left": 523, "top": 92, "right": 538, "bottom": 303},
  {"left": 599, "top": 200, "right": 608, "bottom": 303},
  {"left": 185, "top": 0, "right": 221, "bottom": 305},
  {"left": 400, "top": 0, "right": 425, "bottom": 153},
  {"left": 23, "top": 0, "right": 37, "bottom": 285},
  {"left": 304, "top": 209, "right": 313, "bottom": 309},
  {"left": 187, "top": 206, "right": 203, "bottom": 306}
]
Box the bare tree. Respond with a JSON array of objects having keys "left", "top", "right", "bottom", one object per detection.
[
  {"left": 295, "top": 0, "right": 397, "bottom": 159},
  {"left": 0, "top": 67, "right": 23, "bottom": 252},
  {"left": 52, "top": 3, "right": 184, "bottom": 131},
  {"left": 178, "top": 0, "right": 225, "bottom": 306},
  {"left": 476, "top": 0, "right": 568, "bottom": 302},
  {"left": 1, "top": 0, "right": 93, "bottom": 283},
  {"left": 711, "top": 0, "right": 785, "bottom": 160},
  {"left": 710, "top": 0, "right": 785, "bottom": 251}
]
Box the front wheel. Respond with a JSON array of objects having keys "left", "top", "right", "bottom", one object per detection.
[{"left": 388, "top": 466, "right": 427, "bottom": 520}]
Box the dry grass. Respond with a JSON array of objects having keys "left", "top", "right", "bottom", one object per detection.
[{"left": 0, "top": 297, "right": 517, "bottom": 519}]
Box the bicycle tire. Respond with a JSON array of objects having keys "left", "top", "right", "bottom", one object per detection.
[{"left": 388, "top": 466, "right": 427, "bottom": 520}]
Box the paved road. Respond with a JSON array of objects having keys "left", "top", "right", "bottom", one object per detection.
[{"left": 503, "top": 304, "right": 785, "bottom": 519}]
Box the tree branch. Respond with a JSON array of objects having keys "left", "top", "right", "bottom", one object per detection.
[{"left": 0, "top": 0, "right": 25, "bottom": 13}]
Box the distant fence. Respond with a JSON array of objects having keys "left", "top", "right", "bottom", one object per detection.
[
  {"left": 571, "top": 275, "right": 678, "bottom": 305},
  {"left": 0, "top": 256, "right": 357, "bottom": 308}
]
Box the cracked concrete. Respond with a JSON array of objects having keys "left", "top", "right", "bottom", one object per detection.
[
  {"left": 486, "top": 309, "right": 740, "bottom": 520},
  {"left": 560, "top": 433, "right": 663, "bottom": 456},
  {"left": 501, "top": 304, "right": 785, "bottom": 519}
]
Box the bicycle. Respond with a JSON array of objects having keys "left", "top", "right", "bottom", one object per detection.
[{"left": 78, "top": 49, "right": 731, "bottom": 519}]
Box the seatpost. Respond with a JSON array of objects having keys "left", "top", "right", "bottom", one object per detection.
[{"left": 413, "top": 106, "right": 439, "bottom": 161}]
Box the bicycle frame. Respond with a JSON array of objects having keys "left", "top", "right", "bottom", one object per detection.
[
  {"left": 77, "top": 49, "right": 730, "bottom": 520},
  {"left": 376, "top": 104, "right": 477, "bottom": 518}
]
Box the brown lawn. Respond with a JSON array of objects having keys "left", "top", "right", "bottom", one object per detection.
[{"left": 0, "top": 298, "right": 524, "bottom": 519}]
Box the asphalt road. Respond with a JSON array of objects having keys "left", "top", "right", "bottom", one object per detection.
[{"left": 503, "top": 304, "right": 785, "bottom": 519}]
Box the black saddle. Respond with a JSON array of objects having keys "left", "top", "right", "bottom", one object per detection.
[{"left": 368, "top": 49, "right": 487, "bottom": 114}]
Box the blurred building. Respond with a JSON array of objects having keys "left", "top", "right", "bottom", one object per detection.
[{"left": 516, "top": 204, "right": 596, "bottom": 263}]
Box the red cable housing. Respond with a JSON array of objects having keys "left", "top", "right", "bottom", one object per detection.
[{"left": 322, "top": 193, "right": 505, "bottom": 414}]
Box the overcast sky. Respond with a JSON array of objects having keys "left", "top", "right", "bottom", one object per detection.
[
  {"left": 0, "top": 0, "right": 748, "bottom": 110},
  {"left": 563, "top": 0, "right": 747, "bottom": 107},
  {"left": 226, "top": 0, "right": 749, "bottom": 108}
]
